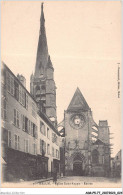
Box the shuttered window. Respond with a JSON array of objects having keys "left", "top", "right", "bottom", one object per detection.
[
  {"left": 8, "top": 131, "right": 11, "bottom": 147},
  {"left": 14, "top": 109, "right": 20, "bottom": 128},
  {"left": 7, "top": 72, "right": 14, "bottom": 95}
]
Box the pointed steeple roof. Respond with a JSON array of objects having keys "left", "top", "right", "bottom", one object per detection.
[
  {"left": 34, "top": 3, "right": 49, "bottom": 78},
  {"left": 93, "top": 139, "right": 105, "bottom": 145},
  {"left": 67, "top": 87, "right": 90, "bottom": 111}
]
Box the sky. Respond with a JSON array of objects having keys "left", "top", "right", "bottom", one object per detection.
[{"left": 1, "top": 1, "right": 121, "bottom": 157}]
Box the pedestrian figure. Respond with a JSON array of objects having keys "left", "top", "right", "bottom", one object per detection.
[{"left": 53, "top": 167, "right": 57, "bottom": 184}]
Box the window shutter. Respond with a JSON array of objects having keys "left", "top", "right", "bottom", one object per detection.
[
  {"left": 40, "top": 139, "right": 42, "bottom": 154},
  {"left": 44, "top": 142, "right": 46, "bottom": 154}
]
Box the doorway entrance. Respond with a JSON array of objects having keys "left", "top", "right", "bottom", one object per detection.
[{"left": 73, "top": 162, "right": 82, "bottom": 176}]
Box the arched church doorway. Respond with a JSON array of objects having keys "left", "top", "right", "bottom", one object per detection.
[
  {"left": 72, "top": 153, "right": 85, "bottom": 176},
  {"left": 73, "top": 162, "right": 82, "bottom": 176}
]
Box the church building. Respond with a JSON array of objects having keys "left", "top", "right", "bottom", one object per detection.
[{"left": 59, "top": 88, "right": 111, "bottom": 177}]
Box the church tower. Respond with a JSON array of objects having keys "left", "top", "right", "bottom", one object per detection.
[{"left": 30, "top": 3, "right": 57, "bottom": 124}]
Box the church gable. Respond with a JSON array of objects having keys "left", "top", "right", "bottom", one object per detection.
[{"left": 67, "top": 88, "right": 90, "bottom": 111}]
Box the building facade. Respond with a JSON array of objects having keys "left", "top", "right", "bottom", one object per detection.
[
  {"left": 111, "top": 150, "right": 121, "bottom": 178},
  {"left": 59, "top": 88, "right": 111, "bottom": 177},
  {"left": 1, "top": 63, "right": 60, "bottom": 182}
]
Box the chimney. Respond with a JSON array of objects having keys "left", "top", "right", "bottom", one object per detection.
[{"left": 17, "top": 74, "right": 26, "bottom": 87}]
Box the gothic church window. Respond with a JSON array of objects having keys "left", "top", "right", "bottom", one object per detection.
[{"left": 36, "top": 85, "right": 40, "bottom": 91}]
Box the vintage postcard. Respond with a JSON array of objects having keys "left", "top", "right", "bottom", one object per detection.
[{"left": 1, "top": 1, "right": 122, "bottom": 189}]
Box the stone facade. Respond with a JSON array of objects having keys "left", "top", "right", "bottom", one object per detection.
[{"left": 59, "top": 88, "right": 111, "bottom": 177}]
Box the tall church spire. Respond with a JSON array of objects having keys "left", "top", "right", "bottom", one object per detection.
[
  {"left": 34, "top": 3, "right": 49, "bottom": 78},
  {"left": 31, "top": 3, "right": 57, "bottom": 126}
]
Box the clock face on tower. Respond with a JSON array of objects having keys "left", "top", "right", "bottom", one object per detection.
[{"left": 69, "top": 114, "right": 85, "bottom": 129}]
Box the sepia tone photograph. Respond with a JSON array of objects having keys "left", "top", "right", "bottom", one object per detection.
[{"left": 1, "top": 1, "right": 122, "bottom": 188}]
